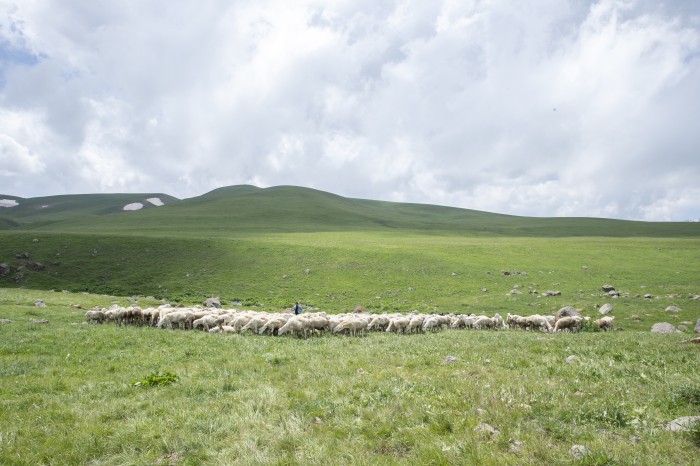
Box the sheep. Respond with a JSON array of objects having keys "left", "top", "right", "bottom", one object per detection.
[
  {"left": 85, "top": 309, "right": 105, "bottom": 324},
  {"left": 277, "top": 316, "right": 308, "bottom": 337},
  {"left": 239, "top": 315, "right": 270, "bottom": 334},
  {"left": 367, "top": 315, "right": 391, "bottom": 331},
  {"left": 472, "top": 315, "right": 495, "bottom": 330},
  {"left": 422, "top": 316, "right": 441, "bottom": 332},
  {"left": 407, "top": 315, "right": 427, "bottom": 333},
  {"left": 193, "top": 314, "right": 225, "bottom": 332},
  {"left": 157, "top": 311, "right": 194, "bottom": 330},
  {"left": 594, "top": 316, "right": 614, "bottom": 332},
  {"left": 104, "top": 307, "right": 127, "bottom": 326},
  {"left": 553, "top": 315, "right": 583, "bottom": 333},
  {"left": 305, "top": 314, "right": 331, "bottom": 334},
  {"left": 450, "top": 316, "right": 466, "bottom": 329},
  {"left": 386, "top": 316, "right": 410, "bottom": 333},
  {"left": 259, "top": 315, "right": 290, "bottom": 335},
  {"left": 525, "top": 314, "right": 552, "bottom": 332},
  {"left": 332, "top": 317, "right": 368, "bottom": 336},
  {"left": 492, "top": 313, "right": 505, "bottom": 330}
]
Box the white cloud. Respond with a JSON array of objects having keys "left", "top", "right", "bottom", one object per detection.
[{"left": 0, "top": 0, "right": 698, "bottom": 220}]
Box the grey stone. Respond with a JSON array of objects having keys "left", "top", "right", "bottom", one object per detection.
[
  {"left": 556, "top": 306, "right": 580, "bottom": 320},
  {"left": 475, "top": 423, "right": 500, "bottom": 436},
  {"left": 599, "top": 303, "right": 613, "bottom": 315},
  {"left": 34, "top": 300, "right": 46, "bottom": 307},
  {"left": 570, "top": 445, "right": 591, "bottom": 460},
  {"left": 665, "top": 416, "right": 700, "bottom": 432},
  {"left": 0, "top": 319, "right": 12, "bottom": 323},
  {"left": 695, "top": 318, "right": 700, "bottom": 334},
  {"left": 601, "top": 285, "right": 615, "bottom": 292},
  {"left": 651, "top": 322, "right": 678, "bottom": 334},
  {"left": 665, "top": 306, "right": 681, "bottom": 313},
  {"left": 203, "top": 297, "right": 221, "bottom": 309}
]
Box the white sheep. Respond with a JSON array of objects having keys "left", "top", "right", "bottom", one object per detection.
[
  {"left": 525, "top": 314, "right": 552, "bottom": 332},
  {"left": 386, "top": 316, "right": 410, "bottom": 333},
  {"left": 594, "top": 316, "right": 614, "bottom": 332},
  {"left": 85, "top": 309, "right": 105, "bottom": 324},
  {"left": 277, "top": 316, "right": 308, "bottom": 337},
  {"left": 332, "top": 317, "right": 368, "bottom": 336},
  {"left": 553, "top": 315, "right": 583, "bottom": 333},
  {"left": 193, "top": 314, "right": 224, "bottom": 331}
]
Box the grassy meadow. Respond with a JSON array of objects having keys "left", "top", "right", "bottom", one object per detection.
[{"left": 1, "top": 186, "right": 699, "bottom": 464}]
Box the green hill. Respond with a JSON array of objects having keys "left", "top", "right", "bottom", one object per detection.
[
  {"left": 1, "top": 185, "right": 697, "bottom": 237},
  {"left": 0, "top": 193, "right": 179, "bottom": 230}
]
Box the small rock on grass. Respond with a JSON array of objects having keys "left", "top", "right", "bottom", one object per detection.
[
  {"left": 665, "top": 416, "right": 700, "bottom": 432},
  {"left": 570, "top": 445, "right": 591, "bottom": 460},
  {"left": 475, "top": 423, "right": 499, "bottom": 436}
]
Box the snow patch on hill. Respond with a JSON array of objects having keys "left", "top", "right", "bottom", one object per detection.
[
  {"left": 0, "top": 199, "right": 19, "bottom": 207},
  {"left": 147, "top": 197, "right": 164, "bottom": 206},
  {"left": 123, "top": 202, "right": 144, "bottom": 211}
]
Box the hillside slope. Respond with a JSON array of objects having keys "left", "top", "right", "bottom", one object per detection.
[{"left": 1, "top": 185, "right": 698, "bottom": 237}]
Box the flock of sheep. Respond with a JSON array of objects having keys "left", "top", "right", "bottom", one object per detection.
[{"left": 85, "top": 304, "right": 615, "bottom": 336}]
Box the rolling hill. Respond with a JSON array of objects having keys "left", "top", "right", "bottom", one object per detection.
[{"left": 1, "top": 185, "right": 698, "bottom": 237}]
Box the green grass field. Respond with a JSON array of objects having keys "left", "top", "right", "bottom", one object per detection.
[{"left": 1, "top": 186, "right": 699, "bottom": 464}]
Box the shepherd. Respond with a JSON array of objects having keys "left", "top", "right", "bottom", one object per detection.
[{"left": 293, "top": 302, "right": 303, "bottom": 315}]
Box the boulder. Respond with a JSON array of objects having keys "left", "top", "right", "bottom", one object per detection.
[
  {"left": 665, "top": 416, "right": 700, "bottom": 432},
  {"left": 608, "top": 290, "right": 621, "bottom": 297},
  {"left": 601, "top": 285, "right": 615, "bottom": 292},
  {"left": 599, "top": 303, "right": 613, "bottom": 315},
  {"left": 556, "top": 306, "right": 580, "bottom": 320},
  {"left": 570, "top": 445, "right": 591, "bottom": 460},
  {"left": 0, "top": 263, "right": 10, "bottom": 276},
  {"left": 695, "top": 318, "right": 700, "bottom": 334},
  {"left": 644, "top": 293, "right": 654, "bottom": 299},
  {"left": 665, "top": 306, "right": 681, "bottom": 313},
  {"left": 651, "top": 322, "right": 678, "bottom": 334},
  {"left": 34, "top": 300, "right": 46, "bottom": 307},
  {"left": 203, "top": 297, "right": 221, "bottom": 309},
  {"left": 15, "top": 252, "right": 30, "bottom": 259},
  {"left": 0, "top": 319, "right": 12, "bottom": 323}
]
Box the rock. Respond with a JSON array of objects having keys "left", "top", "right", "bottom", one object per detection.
[
  {"left": 0, "top": 319, "right": 12, "bottom": 323},
  {"left": 556, "top": 306, "right": 580, "bottom": 320},
  {"left": 475, "top": 423, "right": 500, "bottom": 436},
  {"left": 34, "top": 300, "right": 46, "bottom": 307},
  {"left": 32, "top": 238, "right": 39, "bottom": 243},
  {"left": 443, "top": 356, "right": 459, "bottom": 364},
  {"left": 695, "top": 318, "right": 700, "bottom": 334},
  {"left": 15, "top": 252, "right": 30, "bottom": 259},
  {"left": 679, "top": 337, "right": 700, "bottom": 344},
  {"left": 482, "top": 288, "right": 488, "bottom": 293},
  {"left": 644, "top": 293, "right": 654, "bottom": 299},
  {"left": 0, "top": 263, "right": 10, "bottom": 276},
  {"left": 566, "top": 355, "right": 578, "bottom": 364},
  {"left": 665, "top": 306, "right": 681, "bottom": 313},
  {"left": 665, "top": 416, "right": 700, "bottom": 432},
  {"left": 29, "top": 319, "right": 49, "bottom": 324},
  {"left": 203, "top": 297, "right": 221, "bottom": 309},
  {"left": 570, "top": 445, "right": 591, "bottom": 460},
  {"left": 509, "top": 440, "right": 524, "bottom": 454},
  {"left": 609, "top": 290, "right": 621, "bottom": 297},
  {"left": 651, "top": 322, "right": 678, "bottom": 334},
  {"left": 29, "top": 262, "right": 45, "bottom": 271},
  {"left": 508, "top": 289, "right": 522, "bottom": 295},
  {"left": 599, "top": 303, "right": 613, "bottom": 315},
  {"left": 502, "top": 270, "right": 511, "bottom": 276},
  {"left": 678, "top": 325, "right": 687, "bottom": 332},
  {"left": 601, "top": 285, "right": 615, "bottom": 292}
]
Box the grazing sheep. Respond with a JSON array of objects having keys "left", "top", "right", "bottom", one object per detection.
[
  {"left": 525, "top": 315, "right": 552, "bottom": 332},
  {"left": 386, "top": 316, "right": 410, "bottom": 333},
  {"left": 157, "top": 311, "right": 194, "bottom": 330},
  {"left": 259, "top": 315, "right": 290, "bottom": 335},
  {"left": 553, "top": 316, "right": 583, "bottom": 333},
  {"left": 422, "top": 316, "right": 441, "bottom": 332},
  {"left": 332, "top": 317, "right": 368, "bottom": 336},
  {"left": 407, "top": 315, "right": 427, "bottom": 333},
  {"left": 305, "top": 314, "right": 331, "bottom": 334},
  {"left": 277, "top": 316, "right": 308, "bottom": 337},
  {"left": 367, "top": 315, "right": 391, "bottom": 331},
  {"left": 240, "top": 315, "right": 270, "bottom": 334},
  {"left": 594, "top": 316, "right": 614, "bottom": 332},
  {"left": 193, "top": 314, "right": 225, "bottom": 332},
  {"left": 472, "top": 315, "right": 495, "bottom": 330},
  {"left": 492, "top": 313, "right": 505, "bottom": 330},
  {"left": 85, "top": 309, "right": 105, "bottom": 324}
]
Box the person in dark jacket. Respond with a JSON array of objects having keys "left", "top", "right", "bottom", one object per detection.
[{"left": 293, "top": 302, "right": 302, "bottom": 315}]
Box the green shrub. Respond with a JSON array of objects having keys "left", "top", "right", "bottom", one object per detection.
[{"left": 131, "top": 370, "right": 179, "bottom": 388}]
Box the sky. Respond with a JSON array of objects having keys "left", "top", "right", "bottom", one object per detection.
[{"left": 1, "top": 0, "right": 699, "bottom": 221}]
